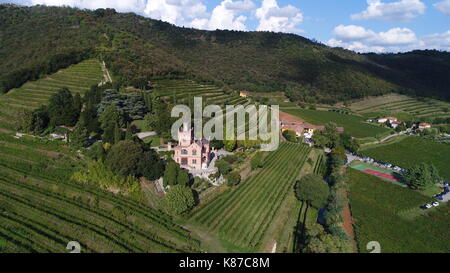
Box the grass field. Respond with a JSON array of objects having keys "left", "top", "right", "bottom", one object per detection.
[
  {"left": 189, "top": 142, "right": 312, "bottom": 252},
  {"left": 360, "top": 136, "right": 450, "bottom": 181},
  {"left": 0, "top": 59, "right": 103, "bottom": 134},
  {"left": 350, "top": 93, "right": 450, "bottom": 120},
  {"left": 347, "top": 168, "right": 450, "bottom": 253},
  {"left": 282, "top": 108, "right": 391, "bottom": 138}
]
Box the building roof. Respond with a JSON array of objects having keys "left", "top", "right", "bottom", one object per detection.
[{"left": 419, "top": 122, "right": 431, "bottom": 127}]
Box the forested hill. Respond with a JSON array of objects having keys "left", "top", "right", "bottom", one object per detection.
[{"left": 1, "top": 4, "right": 450, "bottom": 104}]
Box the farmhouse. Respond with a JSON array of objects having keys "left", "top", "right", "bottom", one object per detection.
[
  {"left": 391, "top": 121, "right": 402, "bottom": 129},
  {"left": 418, "top": 122, "right": 432, "bottom": 130},
  {"left": 239, "top": 91, "right": 250, "bottom": 98},
  {"left": 378, "top": 117, "right": 397, "bottom": 124},
  {"left": 168, "top": 123, "right": 211, "bottom": 170}
]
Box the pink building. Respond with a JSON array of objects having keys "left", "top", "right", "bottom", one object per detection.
[{"left": 169, "top": 124, "right": 211, "bottom": 170}]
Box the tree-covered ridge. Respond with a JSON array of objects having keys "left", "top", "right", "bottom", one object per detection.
[{"left": 1, "top": 4, "right": 450, "bottom": 103}]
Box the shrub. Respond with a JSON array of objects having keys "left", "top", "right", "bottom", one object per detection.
[{"left": 165, "top": 185, "right": 195, "bottom": 215}]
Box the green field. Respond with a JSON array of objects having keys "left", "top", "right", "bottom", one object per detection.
[
  {"left": 0, "top": 60, "right": 203, "bottom": 253},
  {"left": 0, "top": 133, "right": 200, "bottom": 253},
  {"left": 347, "top": 168, "right": 450, "bottom": 253},
  {"left": 152, "top": 78, "right": 248, "bottom": 107},
  {"left": 189, "top": 143, "right": 312, "bottom": 252},
  {"left": 350, "top": 93, "right": 450, "bottom": 120},
  {"left": 282, "top": 108, "right": 391, "bottom": 138},
  {"left": 0, "top": 59, "right": 103, "bottom": 134},
  {"left": 360, "top": 136, "right": 450, "bottom": 180}
]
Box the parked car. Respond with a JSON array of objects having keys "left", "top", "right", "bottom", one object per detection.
[
  {"left": 422, "top": 204, "right": 433, "bottom": 209},
  {"left": 432, "top": 202, "right": 440, "bottom": 207}
]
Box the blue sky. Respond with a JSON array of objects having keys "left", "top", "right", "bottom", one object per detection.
[{"left": 2, "top": 0, "right": 450, "bottom": 52}]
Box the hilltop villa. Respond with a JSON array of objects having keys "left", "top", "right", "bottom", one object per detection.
[{"left": 168, "top": 123, "right": 211, "bottom": 170}]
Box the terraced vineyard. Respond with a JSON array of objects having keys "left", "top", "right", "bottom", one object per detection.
[
  {"left": 152, "top": 78, "right": 249, "bottom": 107},
  {"left": 350, "top": 93, "right": 450, "bottom": 120},
  {"left": 0, "top": 59, "right": 103, "bottom": 134},
  {"left": 190, "top": 143, "right": 312, "bottom": 251},
  {"left": 0, "top": 133, "right": 200, "bottom": 253}
]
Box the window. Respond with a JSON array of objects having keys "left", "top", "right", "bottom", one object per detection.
[
  {"left": 192, "top": 159, "right": 197, "bottom": 164},
  {"left": 181, "top": 149, "right": 188, "bottom": 155},
  {"left": 192, "top": 150, "right": 197, "bottom": 155},
  {"left": 181, "top": 158, "right": 188, "bottom": 165}
]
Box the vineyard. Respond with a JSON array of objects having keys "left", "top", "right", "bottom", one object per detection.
[
  {"left": 0, "top": 59, "right": 103, "bottom": 134},
  {"left": 152, "top": 78, "right": 249, "bottom": 107},
  {"left": 348, "top": 169, "right": 450, "bottom": 253},
  {"left": 190, "top": 143, "right": 312, "bottom": 251},
  {"left": 0, "top": 133, "right": 200, "bottom": 253},
  {"left": 360, "top": 136, "right": 450, "bottom": 181},
  {"left": 350, "top": 93, "right": 450, "bottom": 120}
]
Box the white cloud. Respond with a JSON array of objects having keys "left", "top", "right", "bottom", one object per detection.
[
  {"left": 144, "top": 0, "right": 208, "bottom": 27},
  {"left": 192, "top": 0, "right": 255, "bottom": 31},
  {"left": 434, "top": 0, "right": 450, "bottom": 15},
  {"left": 327, "top": 24, "right": 442, "bottom": 53},
  {"left": 255, "top": 0, "right": 304, "bottom": 33},
  {"left": 351, "top": 0, "right": 426, "bottom": 21}
]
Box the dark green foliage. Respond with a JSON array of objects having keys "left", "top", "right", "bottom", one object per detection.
[
  {"left": 164, "top": 161, "right": 179, "bottom": 187},
  {"left": 70, "top": 125, "right": 88, "bottom": 149},
  {"left": 340, "top": 132, "right": 360, "bottom": 153},
  {"left": 403, "top": 163, "right": 441, "bottom": 190},
  {"left": 223, "top": 140, "right": 237, "bottom": 152},
  {"left": 283, "top": 130, "right": 298, "bottom": 142},
  {"left": 165, "top": 185, "right": 195, "bottom": 215},
  {"left": 137, "top": 150, "right": 165, "bottom": 181},
  {"left": 225, "top": 172, "right": 241, "bottom": 187},
  {"left": 177, "top": 169, "right": 191, "bottom": 186},
  {"left": 295, "top": 174, "right": 330, "bottom": 210},
  {"left": 97, "top": 89, "right": 148, "bottom": 122},
  {"left": 216, "top": 159, "right": 232, "bottom": 175},
  {"left": 86, "top": 142, "right": 106, "bottom": 162},
  {"left": 113, "top": 123, "right": 123, "bottom": 144},
  {"left": 211, "top": 139, "right": 224, "bottom": 150},
  {"left": 105, "top": 140, "right": 143, "bottom": 177},
  {"left": 47, "top": 88, "right": 80, "bottom": 127},
  {"left": 17, "top": 106, "right": 49, "bottom": 135},
  {"left": 250, "top": 152, "right": 264, "bottom": 170}
]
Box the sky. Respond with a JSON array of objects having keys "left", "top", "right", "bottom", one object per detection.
[{"left": 2, "top": 0, "right": 450, "bottom": 53}]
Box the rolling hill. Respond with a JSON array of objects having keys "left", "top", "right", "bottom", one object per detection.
[{"left": 1, "top": 4, "right": 450, "bottom": 105}]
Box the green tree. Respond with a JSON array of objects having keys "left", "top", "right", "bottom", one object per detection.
[
  {"left": 340, "top": 133, "right": 359, "bottom": 153},
  {"left": 283, "top": 130, "right": 297, "bottom": 142},
  {"left": 225, "top": 172, "right": 241, "bottom": 186},
  {"left": 165, "top": 185, "right": 195, "bottom": 215},
  {"left": 224, "top": 140, "right": 237, "bottom": 152},
  {"left": 216, "top": 159, "right": 232, "bottom": 175},
  {"left": 105, "top": 140, "right": 143, "bottom": 177},
  {"left": 404, "top": 163, "right": 441, "bottom": 190},
  {"left": 177, "top": 169, "right": 191, "bottom": 186},
  {"left": 113, "top": 123, "right": 123, "bottom": 144},
  {"left": 137, "top": 150, "right": 165, "bottom": 180},
  {"left": 86, "top": 142, "right": 106, "bottom": 162},
  {"left": 47, "top": 88, "right": 79, "bottom": 126},
  {"left": 305, "top": 234, "right": 352, "bottom": 253},
  {"left": 250, "top": 152, "right": 264, "bottom": 170},
  {"left": 164, "top": 161, "right": 179, "bottom": 187},
  {"left": 70, "top": 125, "right": 88, "bottom": 149},
  {"left": 295, "top": 173, "right": 330, "bottom": 209}
]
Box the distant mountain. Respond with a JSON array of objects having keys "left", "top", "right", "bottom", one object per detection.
[{"left": 1, "top": 4, "right": 449, "bottom": 103}]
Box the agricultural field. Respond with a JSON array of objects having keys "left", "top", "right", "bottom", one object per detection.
[
  {"left": 0, "top": 59, "right": 103, "bottom": 134},
  {"left": 360, "top": 136, "right": 450, "bottom": 181},
  {"left": 282, "top": 108, "right": 391, "bottom": 138},
  {"left": 0, "top": 133, "right": 200, "bottom": 253},
  {"left": 152, "top": 78, "right": 248, "bottom": 107},
  {"left": 189, "top": 142, "right": 312, "bottom": 252},
  {"left": 349, "top": 93, "right": 450, "bottom": 120},
  {"left": 347, "top": 169, "right": 450, "bottom": 253}
]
